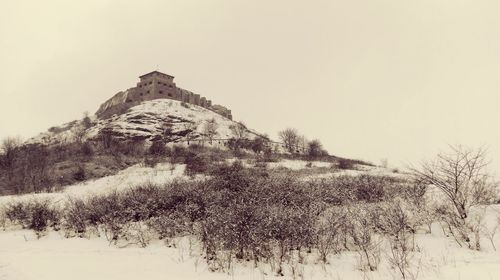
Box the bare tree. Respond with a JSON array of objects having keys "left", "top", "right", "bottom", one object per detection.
[
  {"left": 203, "top": 118, "right": 218, "bottom": 145},
  {"left": 1, "top": 136, "right": 22, "bottom": 166},
  {"left": 279, "top": 128, "right": 300, "bottom": 153},
  {"left": 307, "top": 139, "right": 324, "bottom": 158},
  {"left": 230, "top": 122, "right": 247, "bottom": 140},
  {"left": 98, "top": 128, "right": 114, "bottom": 149},
  {"left": 382, "top": 201, "right": 418, "bottom": 280},
  {"left": 298, "top": 135, "right": 308, "bottom": 154},
  {"left": 81, "top": 111, "right": 92, "bottom": 129},
  {"left": 411, "top": 145, "right": 496, "bottom": 220},
  {"left": 73, "top": 125, "right": 87, "bottom": 143},
  {"left": 482, "top": 212, "right": 500, "bottom": 251},
  {"left": 18, "top": 144, "right": 51, "bottom": 193},
  {"left": 72, "top": 112, "right": 94, "bottom": 143},
  {"left": 182, "top": 122, "right": 197, "bottom": 145},
  {"left": 1, "top": 136, "right": 22, "bottom": 183}
]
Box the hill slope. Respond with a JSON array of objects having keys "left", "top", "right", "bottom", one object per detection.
[{"left": 29, "top": 99, "right": 264, "bottom": 146}]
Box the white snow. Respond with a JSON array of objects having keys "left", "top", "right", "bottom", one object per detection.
[
  {"left": 0, "top": 206, "right": 499, "bottom": 280},
  {"left": 267, "top": 159, "right": 333, "bottom": 170},
  {"left": 0, "top": 158, "right": 498, "bottom": 279},
  {"left": 29, "top": 99, "right": 263, "bottom": 146},
  {"left": 0, "top": 163, "right": 188, "bottom": 208}
]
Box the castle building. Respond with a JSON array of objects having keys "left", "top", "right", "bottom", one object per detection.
[{"left": 96, "top": 71, "right": 232, "bottom": 119}]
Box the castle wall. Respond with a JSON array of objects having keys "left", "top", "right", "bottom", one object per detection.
[
  {"left": 96, "top": 71, "right": 233, "bottom": 120},
  {"left": 193, "top": 94, "right": 200, "bottom": 106}
]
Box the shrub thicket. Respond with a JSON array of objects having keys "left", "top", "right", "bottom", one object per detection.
[
  {"left": 18, "top": 163, "right": 414, "bottom": 274},
  {"left": 5, "top": 199, "right": 60, "bottom": 235},
  {"left": 1, "top": 152, "right": 434, "bottom": 276}
]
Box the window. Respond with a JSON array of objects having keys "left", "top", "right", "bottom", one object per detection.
[
  {"left": 149, "top": 81, "right": 152, "bottom": 85},
  {"left": 147, "top": 90, "right": 150, "bottom": 94},
  {"left": 159, "top": 90, "right": 163, "bottom": 94},
  {"left": 140, "top": 92, "right": 143, "bottom": 96}
]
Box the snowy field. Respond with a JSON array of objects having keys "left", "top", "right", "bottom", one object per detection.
[
  {"left": 0, "top": 210, "right": 499, "bottom": 280},
  {"left": 0, "top": 163, "right": 188, "bottom": 209},
  {"left": 0, "top": 160, "right": 498, "bottom": 280}
]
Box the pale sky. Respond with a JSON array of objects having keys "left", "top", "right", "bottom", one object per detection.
[{"left": 1, "top": 0, "right": 500, "bottom": 171}]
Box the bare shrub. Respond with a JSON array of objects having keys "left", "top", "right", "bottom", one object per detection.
[
  {"left": 85, "top": 192, "right": 127, "bottom": 244},
  {"left": 279, "top": 128, "right": 300, "bottom": 153},
  {"left": 147, "top": 214, "right": 191, "bottom": 240},
  {"left": 337, "top": 158, "right": 355, "bottom": 170},
  {"left": 412, "top": 146, "right": 497, "bottom": 249},
  {"left": 229, "top": 122, "right": 247, "bottom": 140},
  {"left": 171, "top": 145, "right": 188, "bottom": 162},
  {"left": 203, "top": 118, "right": 218, "bottom": 144},
  {"left": 251, "top": 137, "right": 268, "bottom": 154},
  {"left": 482, "top": 210, "right": 500, "bottom": 251},
  {"left": 412, "top": 146, "right": 496, "bottom": 220},
  {"left": 5, "top": 199, "right": 60, "bottom": 237},
  {"left": 314, "top": 206, "right": 346, "bottom": 263},
  {"left": 121, "top": 222, "right": 154, "bottom": 248},
  {"left": 184, "top": 152, "right": 211, "bottom": 176},
  {"left": 347, "top": 205, "right": 381, "bottom": 271},
  {"left": 80, "top": 141, "right": 94, "bottom": 157},
  {"left": 73, "top": 165, "right": 86, "bottom": 181},
  {"left": 307, "top": 139, "right": 328, "bottom": 158},
  {"left": 435, "top": 204, "right": 471, "bottom": 247},
  {"left": 378, "top": 200, "right": 419, "bottom": 279},
  {"left": 81, "top": 111, "right": 92, "bottom": 129},
  {"left": 63, "top": 198, "right": 89, "bottom": 237},
  {"left": 467, "top": 207, "right": 486, "bottom": 251},
  {"left": 149, "top": 140, "right": 167, "bottom": 156},
  {"left": 400, "top": 180, "right": 435, "bottom": 233}
]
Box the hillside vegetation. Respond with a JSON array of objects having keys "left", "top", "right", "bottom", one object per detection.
[{"left": 1, "top": 99, "right": 498, "bottom": 280}]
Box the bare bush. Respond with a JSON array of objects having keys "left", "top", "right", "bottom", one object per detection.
[
  {"left": 347, "top": 206, "right": 381, "bottom": 271},
  {"left": 482, "top": 211, "right": 500, "bottom": 251},
  {"left": 279, "top": 128, "right": 300, "bottom": 154},
  {"left": 230, "top": 122, "right": 247, "bottom": 140},
  {"left": 203, "top": 118, "right": 218, "bottom": 144},
  {"left": 184, "top": 152, "right": 211, "bottom": 176},
  {"left": 63, "top": 198, "right": 89, "bottom": 237},
  {"left": 149, "top": 140, "right": 167, "bottom": 156},
  {"left": 412, "top": 146, "right": 497, "bottom": 249},
  {"left": 5, "top": 199, "right": 60, "bottom": 237},
  {"left": 380, "top": 200, "right": 418, "bottom": 279},
  {"left": 0, "top": 136, "right": 22, "bottom": 190},
  {"left": 412, "top": 145, "right": 496, "bottom": 220},
  {"left": 307, "top": 139, "right": 327, "bottom": 158},
  {"left": 121, "top": 222, "right": 154, "bottom": 248},
  {"left": 337, "top": 158, "right": 355, "bottom": 170},
  {"left": 314, "top": 206, "right": 346, "bottom": 263}
]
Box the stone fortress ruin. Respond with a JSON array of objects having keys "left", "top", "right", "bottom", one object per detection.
[{"left": 96, "top": 71, "right": 232, "bottom": 119}]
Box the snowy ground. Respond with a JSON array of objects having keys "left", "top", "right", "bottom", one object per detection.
[
  {"left": 0, "top": 163, "right": 188, "bottom": 208},
  {"left": 266, "top": 159, "right": 333, "bottom": 170},
  {"left": 0, "top": 160, "right": 499, "bottom": 280},
  {"left": 0, "top": 210, "right": 499, "bottom": 280},
  {"left": 28, "top": 99, "right": 263, "bottom": 146}
]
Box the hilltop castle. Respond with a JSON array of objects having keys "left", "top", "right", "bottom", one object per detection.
[{"left": 96, "top": 71, "right": 232, "bottom": 119}]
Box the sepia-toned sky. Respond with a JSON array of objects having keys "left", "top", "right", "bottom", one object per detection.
[{"left": 1, "top": 0, "right": 500, "bottom": 172}]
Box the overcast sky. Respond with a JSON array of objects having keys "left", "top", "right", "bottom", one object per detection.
[{"left": 1, "top": 0, "right": 499, "bottom": 171}]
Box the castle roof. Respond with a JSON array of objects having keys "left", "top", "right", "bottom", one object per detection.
[{"left": 139, "top": 71, "right": 174, "bottom": 79}]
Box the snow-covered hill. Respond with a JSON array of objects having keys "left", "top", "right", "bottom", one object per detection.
[{"left": 28, "top": 99, "right": 264, "bottom": 145}]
